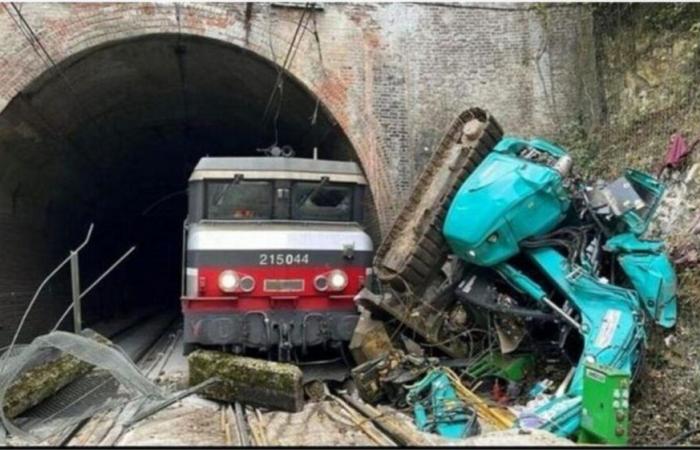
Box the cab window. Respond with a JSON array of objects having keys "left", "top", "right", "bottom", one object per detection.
[
  {"left": 291, "top": 181, "right": 353, "bottom": 221},
  {"left": 205, "top": 180, "right": 273, "bottom": 220}
]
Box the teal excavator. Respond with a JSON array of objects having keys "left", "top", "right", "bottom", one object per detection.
[{"left": 359, "top": 107, "right": 677, "bottom": 442}]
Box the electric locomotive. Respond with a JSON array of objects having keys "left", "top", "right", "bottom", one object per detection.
[{"left": 181, "top": 156, "right": 373, "bottom": 361}]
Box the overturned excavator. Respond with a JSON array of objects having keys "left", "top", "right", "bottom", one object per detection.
[{"left": 356, "top": 107, "right": 677, "bottom": 443}]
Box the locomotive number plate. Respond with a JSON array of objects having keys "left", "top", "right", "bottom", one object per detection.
[{"left": 259, "top": 253, "right": 310, "bottom": 265}]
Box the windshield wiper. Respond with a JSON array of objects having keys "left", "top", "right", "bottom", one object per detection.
[
  {"left": 213, "top": 174, "right": 243, "bottom": 206},
  {"left": 297, "top": 176, "right": 329, "bottom": 207}
]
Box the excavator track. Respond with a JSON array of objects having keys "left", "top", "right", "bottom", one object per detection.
[
  {"left": 362, "top": 107, "right": 503, "bottom": 358},
  {"left": 374, "top": 107, "right": 503, "bottom": 293}
]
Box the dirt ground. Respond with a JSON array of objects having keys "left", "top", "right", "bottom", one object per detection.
[
  {"left": 629, "top": 270, "right": 700, "bottom": 445},
  {"left": 628, "top": 154, "right": 700, "bottom": 445}
]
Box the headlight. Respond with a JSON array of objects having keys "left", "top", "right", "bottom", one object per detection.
[
  {"left": 218, "top": 270, "right": 239, "bottom": 293},
  {"left": 328, "top": 270, "right": 348, "bottom": 291}
]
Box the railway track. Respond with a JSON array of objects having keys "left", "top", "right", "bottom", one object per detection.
[
  {"left": 237, "top": 386, "right": 400, "bottom": 447},
  {"left": 56, "top": 314, "right": 180, "bottom": 446}
]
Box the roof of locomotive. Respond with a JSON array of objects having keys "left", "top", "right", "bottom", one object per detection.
[{"left": 189, "top": 157, "right": 367, "bottom": 185}]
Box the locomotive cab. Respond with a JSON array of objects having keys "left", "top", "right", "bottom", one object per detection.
[{"left": 181, "top": 156, "right": 373, "bottom": 361}]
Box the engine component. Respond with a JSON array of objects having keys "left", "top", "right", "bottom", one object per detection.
[
  {"left": 463, "top": 352, "right": 535, "bottom": 383},
  {"left": 585, "top": 169, "right": 665, "bottom": 236},
  {"left": 578, "top": 362, "right": 630, "bottom": 445},
  {"left": 351, "top": 350, "right": 437, "bottom": 406},
  {"left": 406, "top": 369, "right": 480, "bottom": 439},
  {"left": 455, "top": 271, "right": 556, "bottom": 321}
]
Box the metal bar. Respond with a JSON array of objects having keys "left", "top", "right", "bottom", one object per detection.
[
  {"left": 339, "top": 393, "right": 429, "bottom": 446},
  {"left": 79, "top": 246, "right": 136, "bottom": 299},
  {"left": 541, "top": 296, "right": 582, "bottom": 333},
  {"left": 70, "top": 251, "right": 82, "bottom": 334},
  {"left": 181, "top": 219, "right": 187, "bottom": 297},
  {"left": 53, "top": 246, "right": 136, "bottom": 332},
  {"left": 234, "top": 402, "right": 251, "bottom": 446},
  {"left": 329, "top": 393, "right": 395, "bottom": 446},
  {"left": 123, "top": 377, "right": 220, "bottom": 427},
  {"left": 1, "top": 224, "right": 93, "bottom": 365}
]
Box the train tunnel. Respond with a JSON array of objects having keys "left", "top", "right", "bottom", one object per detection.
[{"left": 0, "top": 33, "right": 364, "bottom": 345}]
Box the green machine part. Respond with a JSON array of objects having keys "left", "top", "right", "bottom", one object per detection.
[
  {"left": 578, "top": 362, "right": 631, "bottom": 445},
  {"left": 465, "top": 352, "right": 535, "bottom": 382}
]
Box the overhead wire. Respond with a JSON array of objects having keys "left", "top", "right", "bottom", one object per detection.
[
  {"left": 7, "top": 3, "right": 112, "bottom": 142},
  {"left": 309, "top": 12, "right": 326, "bottom": 126},
  {"left": 260, "top": 3, "right": 314, "bottom": 145}
]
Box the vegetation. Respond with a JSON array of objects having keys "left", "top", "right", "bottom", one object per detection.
[{"left": 559, "top": 4, "right": 700, "bottom": 445}]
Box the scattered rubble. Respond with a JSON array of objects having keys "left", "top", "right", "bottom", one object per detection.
[{"left": 355, "top": 108, "right": 680, "bottom": 446}]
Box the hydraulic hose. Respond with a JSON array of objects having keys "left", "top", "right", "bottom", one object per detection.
[{"left": 455, "top": 289, "right": 557, "bottom": 321}]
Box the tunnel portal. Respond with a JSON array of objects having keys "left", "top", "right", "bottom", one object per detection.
[{"left": 0, "top": 33, "right": 362, "bottom": 344}]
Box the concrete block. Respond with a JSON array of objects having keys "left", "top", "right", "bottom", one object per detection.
[{"left": 188, "top": 350, "right": 304, "bottom": 412}]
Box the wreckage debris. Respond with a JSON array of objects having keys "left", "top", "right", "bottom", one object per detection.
[
  {"left": 353, "top": 107, "right": 680, "bottom": 445},
  {"left": 406, "top": 368, "right": 481, "bottom": 438},
  {"left": 348, "top": 312, "right": 395, "bottom": 365},
  {"left": 0, "top": 329, "right": 167, "bottom": 445}
]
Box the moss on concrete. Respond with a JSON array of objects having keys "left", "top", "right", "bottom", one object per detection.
[
  {"left": 2, "top": 332, "right": 111, "bottom": 419},
  {"left": 188, "top": 350, "right": 303, "bottom": 412}
]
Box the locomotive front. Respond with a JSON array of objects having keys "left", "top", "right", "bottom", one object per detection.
[{"left": 181, "top": 157, "right": 373, "bottom": 361}]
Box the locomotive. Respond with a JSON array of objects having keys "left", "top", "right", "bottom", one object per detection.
[{"left": 181, "top": 156, "right": 373, "bottom": 361}]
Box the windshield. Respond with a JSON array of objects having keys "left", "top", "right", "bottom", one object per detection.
[
  {"left": 291, "top": 181, "right": 353, "bottom": 221},
  {"left": 205, "top": 180, "right": 273, "bottom": 220}
]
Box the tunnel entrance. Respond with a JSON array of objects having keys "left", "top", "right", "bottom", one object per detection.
[{"left": 0, "top": 33, "right": 365, "bottom": 344}]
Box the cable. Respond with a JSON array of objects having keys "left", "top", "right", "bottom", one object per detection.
[
  {"left": 261, "top": 5, "right": 308, "bottom": 123},
  {"left": 309, "top": 12, "right": 326, "bottom": 126},
  {"left": 411, "top": 2, "right": 584, "bottom": 12},
  {"left": 270, "top": 7, "right": 314, "bottom": 143},
  {"left": 8, "top": 3, "right": 106, "bottom": 137},
  {"left": 3, "top": 2, "right": 117, "bottom": 184},
  {"left": 260, "top": 3, "right": 314, "bottom": 144}
]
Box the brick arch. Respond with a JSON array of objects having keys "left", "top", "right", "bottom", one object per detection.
[{"left": 0, "top": 3, "right": 394, "bottom": 233}]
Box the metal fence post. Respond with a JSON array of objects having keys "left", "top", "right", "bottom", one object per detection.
[{"left": 70, "top": 250, "right": 82, "bottom": 334}]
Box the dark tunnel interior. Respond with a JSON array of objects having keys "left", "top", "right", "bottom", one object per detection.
[{"left": 0, "top": 33, "right": 362, "bottom": 341}]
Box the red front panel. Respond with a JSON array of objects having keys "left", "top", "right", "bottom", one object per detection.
[{"left": 182, "top": 265, "right": 366, "bottom": 312}]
